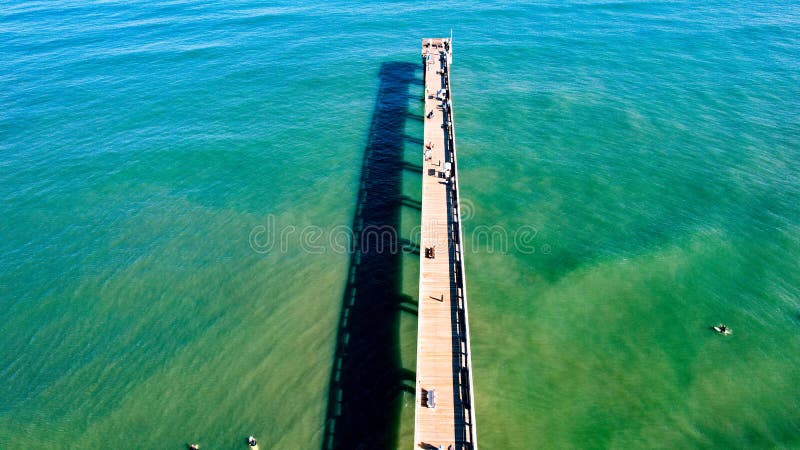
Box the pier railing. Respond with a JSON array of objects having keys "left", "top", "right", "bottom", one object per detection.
[{"left": 440, "top": 45, "right": 479, "bottom": 450}]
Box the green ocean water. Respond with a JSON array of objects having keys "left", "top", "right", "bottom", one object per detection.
[{"left": 1, "top": 1, "right": 799, "bottom": 448}]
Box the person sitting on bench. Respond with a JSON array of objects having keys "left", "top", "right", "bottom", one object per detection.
[{"left": 423, "top": 389, "right": 436, "bottom": 408}]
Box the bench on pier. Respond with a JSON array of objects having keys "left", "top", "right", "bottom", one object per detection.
[
  {"left": 422, "top": 388, "right": 436, "bottom": 408},
  {"left": 425, "top": 246, "right": 436, "bottom": 259}
]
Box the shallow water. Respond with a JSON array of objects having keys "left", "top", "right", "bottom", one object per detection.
[{"left": 1, "top": 1, "right": 799, "bottom": 448}]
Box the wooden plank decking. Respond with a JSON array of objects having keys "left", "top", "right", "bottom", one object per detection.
[{"left": 413, "top": 37, "right": 477, "bottom": 450}]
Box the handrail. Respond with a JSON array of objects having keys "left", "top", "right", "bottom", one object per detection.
[{"left": 441, "top": 45, "right": 479, "bottom": 450}]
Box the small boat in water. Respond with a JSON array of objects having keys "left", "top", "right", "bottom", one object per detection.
[
  {"left": 188, "top": 445, "right": 200, "bottom": 450},
  {"left": 247, "top": 435, "right": 259, "bottom": 450},
  {"left": 712, "top": 324, "right": 732, "bottom": 335}
]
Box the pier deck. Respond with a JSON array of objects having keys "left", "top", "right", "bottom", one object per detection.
[{"left": 413, "top": 38, "right": 477, "bottom": 450}]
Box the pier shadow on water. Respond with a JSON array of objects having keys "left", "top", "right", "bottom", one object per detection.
[{"left": 322, "top": 62, "right": 422, "bottom": 450}]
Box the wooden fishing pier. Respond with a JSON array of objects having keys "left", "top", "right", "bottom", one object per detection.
[{"left": 413, "top": 37, "right": 478, "bottom": 450}]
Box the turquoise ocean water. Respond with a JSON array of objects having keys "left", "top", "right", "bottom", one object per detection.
[{"left": 2, "top": 1, "right": 799, "bottom": 448}]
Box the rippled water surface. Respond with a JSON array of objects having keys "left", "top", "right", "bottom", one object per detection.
[{"left": 1, "top": 1, "right": 799, "bottom": 448}]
